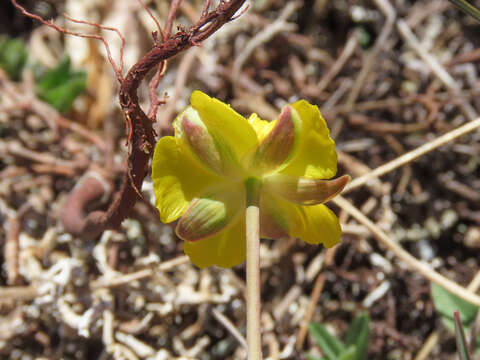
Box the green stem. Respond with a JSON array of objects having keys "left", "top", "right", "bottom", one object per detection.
[
  {"left": 245, "top": 177, "right": 262, "bottom": 360},
  {"left": 449, "top": 0, "right": 480, "bottom": 22}
]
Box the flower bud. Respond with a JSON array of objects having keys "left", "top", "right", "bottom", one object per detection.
[
  {"left": 176, "top": 107, "right": 223, "bottom": 174},
  {"left": 264, "top": 174, "right": 350, "bottom": 205},
  {"left": 249, "top": 106, "right": 300, "bottom": 173},
  {"left": 176, "top": 187, "right": 243, "bottom": 242}
]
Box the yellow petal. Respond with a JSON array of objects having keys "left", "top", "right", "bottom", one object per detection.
[
  {"left": 151, "top": 136, "right": 220, "bottom": 223},
  {"left": 176, "top": 185, "right": 244, "bottom": 241},
  {"left": 290, "top": 203, "right": 342, "bottom": 247},
  {"left": 260, "top": 193, "right": 341, "bottom": 247},
  {"left": 247, "top": 113, "right": 275, "bottom": 142},
  {"left": 264, "top": 174, "right": 350, "bottom": 205},
  {"left": 248, "top": 106, "right": 300, "bottom": 174},
  {"left": 183, "top": 218, "right": 246, "bottom": 268},
  {"left": 190, "top": 91, "right": 258, "bottom": 164},
  {"left": 279, "top": 100, "right": 337, "bottom": 179}
]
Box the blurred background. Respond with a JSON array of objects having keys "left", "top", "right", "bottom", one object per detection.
[{"left": 0, "top": 0, "right": 480, "bottom": 359}]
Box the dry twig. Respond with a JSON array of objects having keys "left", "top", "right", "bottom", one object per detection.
[
  {"left": 333, "top": 196, "right": 480, "bottom": 306},
  {"left": 343, "top": 117, "right": 480, "bottom": 193}
]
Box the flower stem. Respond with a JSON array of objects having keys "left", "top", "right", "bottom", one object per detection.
[{"left": 245, "top": 177, "right": 262, "bottom": 360}]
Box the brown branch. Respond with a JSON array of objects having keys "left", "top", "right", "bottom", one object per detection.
[
  {"left": 164, "top": 0, "right": 183, "bottom": 40},
  {"left": 46, "top": 0, "right": 246, "bottom": 239},
  {"left": 147, "top": 61, "right": 168, "bottom": 121},
  {"left": 137, "top": 0, "right": 164, "bottom": 41},
  {"left": 146, "top": 0, "right": 182, "bottom": 122}
]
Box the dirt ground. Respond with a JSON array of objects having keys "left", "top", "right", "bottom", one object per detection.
[{"left": 0, "top": 0, "right": 480, "bottom": 359}]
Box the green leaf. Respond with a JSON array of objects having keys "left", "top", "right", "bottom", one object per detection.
[
  {"left": 338, "top": 345, "right": 358, "bottom": 360},
  {"left": 39, "top": 74, "right": 86, "bottom": 113},
  {"left": 449, "top": 0, "right": 480, "bottom": 23},
  {"left": 35, "top": 56, "right": 87, "bottom": 113},
  {"left": 0, "top": 36, "right": 28, "bottom": 80},
  {"left": 431, "top": 284, "right": 478, "bottom": 325},
  {"left": 344, "top": 312, "right": 370, "bottom": 360},
  {"left": 36, "top": 56, "right": 72, "bottom": 92},
  {"left": 441, "top": 316, "right": 458, "bottom": 333},
  {"left": 306, "top": 355, "right": 325, "bottom": 360},
  {"left": 309, "top": 322, "right": 345, "bottom": 360},
  {"left": 454, "top": 311, "right": 472, "bottom": 360}
]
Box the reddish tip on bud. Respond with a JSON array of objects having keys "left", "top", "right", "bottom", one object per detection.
[
  {"left": 177, "top": 107, "right": 223, "bottom": 174},
  {"left": 249, "top": 106, "right": 300, "bottom": 174}
]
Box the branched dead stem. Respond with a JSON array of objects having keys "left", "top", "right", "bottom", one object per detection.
[{"left": 11, "top": 0, "right": 247, "bottom": 240}]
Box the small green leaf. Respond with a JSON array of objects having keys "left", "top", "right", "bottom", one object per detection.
[
  {"left": 441, "top": 316, "right": 457, "bottom": 333},
  {"left": 0, "top": 36, "right": 28, "bottom": 80},
  {"left": 36, "top": 56, "right": 72, "bottom": 92},
  {"left": 35, "top": 56, "right": 87, "bottom": 113},
  {"left": 309, "top": 322, "right": 345, "bottom": 360},
  {"left": 454, "top": 311, "right": 472, "bottom": 360},
  {"left": 306, "top": 355, "right": 325, "bottom": 360},
  {"left": 338, "top": 345, "right": 358, "bottom": 360},
  {"left": 345, "top": 312, "right": 370, "bottom": 360},
  {"left": 39, "top": 74, "right": 87, "bottom": 113},
  {"left": 431, "top": 284, "right": 478, "bottom": 325}
]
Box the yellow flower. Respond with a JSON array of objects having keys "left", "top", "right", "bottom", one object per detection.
[{"left": 152, "top": 91, "right": 349, "bottom": 268}]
